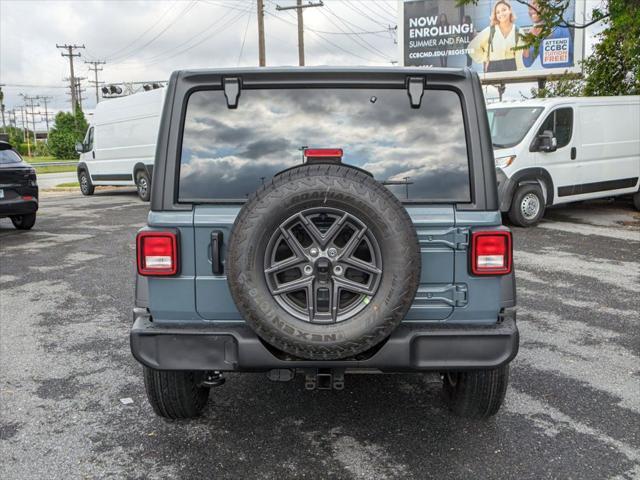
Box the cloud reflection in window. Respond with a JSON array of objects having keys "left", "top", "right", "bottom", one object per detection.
[{"left": 179, "top": 88, "right": 470, "bottom": 201}]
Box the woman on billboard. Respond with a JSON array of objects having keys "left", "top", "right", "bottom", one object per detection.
[{"left": 468, "top": 0, "right": 524, "bottom": 73}]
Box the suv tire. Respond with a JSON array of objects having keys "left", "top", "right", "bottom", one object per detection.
[
  {"left": 442, "top": 365, "right": 509, "bottom": 419},
  {"left": 508, "top": 184, "right": 545, "bottom": 227},
  {"left": 10, "top": 213, "right": 36, "bottom": 230},
  {"left": 226, "top": 164, "right": 421, "bottom": 360},
  {"left": 633, "top": 191, "right": 640, "bottom": 211},
  {"left": 79, "top": 170, "right": 95, "bottom": 196},
  {"left": 135, "top": 170, "right": 151, "bottom": 202},
  {"left": 143, "top": 367, "right": 209, "bottom": 419}
]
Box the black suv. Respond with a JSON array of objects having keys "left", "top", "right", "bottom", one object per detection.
[
  {"left": 131, "top": 68, "right": 518, "bottom": 420},
  {"left": 0, "top": 141, "right": 38, "bottom": 230}
]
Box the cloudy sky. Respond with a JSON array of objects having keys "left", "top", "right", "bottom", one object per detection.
[{"left": 1, "top": 0, "right": 604, "bottom": 129}]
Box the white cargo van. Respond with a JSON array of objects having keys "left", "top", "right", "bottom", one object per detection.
[
  {"left": 487, "top": 96, "right": 640, "bottom": 226},
  {"left": 76, "top": 87, "right": 165, "bottom": 201}
]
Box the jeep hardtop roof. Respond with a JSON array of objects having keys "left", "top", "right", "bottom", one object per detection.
[{"left": 151, "top": 66, "right": 498, "bottom": 212}]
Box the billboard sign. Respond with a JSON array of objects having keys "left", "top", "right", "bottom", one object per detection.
[{"left": 399, "top": 0, "right": 585, "bottom": 82}]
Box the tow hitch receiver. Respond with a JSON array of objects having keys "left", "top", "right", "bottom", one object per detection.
[
  {"left": 304, "top": 368, "right": 345, "bottom": 391},
  {"left": 201, "top": 371, "right": 225, "bottom": 387}
]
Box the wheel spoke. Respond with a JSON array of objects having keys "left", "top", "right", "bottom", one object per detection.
[
  {"left": 315, "top": 213, "right": 349, "bottom": 248},
  {"left": 264, "top": 256, "right": 306, "bottom": 275},
  {"left": 271, "top": 276, "right": 314, "bottom": 295},
  {"left": 337, "top": 226, "right": 367, "bottom": 260},
  {"left": 279, "top": 226, "right": 307, "bottom": 258},
  {"left": 333, "top": 276, "right": 376, "bottom": 296},
  {"left": 341, "top": 256, "right": 381, "bottom": 275}
]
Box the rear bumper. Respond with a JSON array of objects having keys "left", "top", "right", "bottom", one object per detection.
[
  {"left": 0, "top": 198, "right": 38, "bottom": 217},
  {"left": 130, "top": 309, "right": 519, "bottom": 372}
]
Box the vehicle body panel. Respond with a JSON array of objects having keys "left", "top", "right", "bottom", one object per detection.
[
  {"left": 489, "top": 96, "right": 640, "bottom": 210},
  {"left": 79, "top": 88, "right": 165, "bottom": 186},
  {"left": 0, "top": 146, "right": 38, "bottom": 218},
  {"left": 133, "top": 67, "right": 516, "bottom": 372}
]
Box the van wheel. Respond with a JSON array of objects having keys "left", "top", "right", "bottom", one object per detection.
[
  {"left": 79, "top": 170, "right": 95, "bottom": 196},
  {"left": 143, "top": 367, "right": 210, "bottom": 419},
  {"left": 633, "top": 192, "right": 640, "bottom": 211},
  {"left": 10, "top": 213, "right": 36, "bottom": 230},
  {"left": 442, "top": 365, "right": 509, "bottom": 419},
  {"left": 508, "top": 184, "right": 545, "bottom": 227},
  {"left": 136, "top": 170, "right": 151, "bottom": 202}
]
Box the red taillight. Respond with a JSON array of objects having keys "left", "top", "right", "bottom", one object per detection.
[
  {"left": 471, "top": 231, "right": 512, "bottom": 275},
  {"left": 304, "top": 148, "right": 343, "bottom": 158},
  {"left": 137, "top": 231, "right": 179, "bottom": 276}
]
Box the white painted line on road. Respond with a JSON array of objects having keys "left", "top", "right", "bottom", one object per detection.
[{"left": 539, "top": 220, "right": 640, "bottom": 242}]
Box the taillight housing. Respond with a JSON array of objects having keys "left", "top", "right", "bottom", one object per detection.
[
  {"left": 137, "top": 231, "right": 179, "bottom": 276},
  {"left": 471, "top": 230, "right": 512, "bottom": 275}
]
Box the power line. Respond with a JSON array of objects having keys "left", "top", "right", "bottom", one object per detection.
[
  {"left": 115, "top": 7, "right": 252, "bottom": 69},
  {"left": 102, "top": 1, "right": 179, "bottom": 60},
  {"left": 110, "top": 1, "right": 199, "bottom": 63},
  {"left": 134, "top": 5, "right": 242, "bottom": 64},
  {"left": 342, "top": 0, "right": 393, "bottom": 28},
  {"left": 320, "top": 5, "right": 393, "bottom": 60},
  {"left": 265, "top": 0, "right": 389, "bottom": 36},
  {"left": 237, "top": 4, "right": 255, "bottom": 65},
  {"left": 265, "top": 9, "right": 379, "bottom": 63}
]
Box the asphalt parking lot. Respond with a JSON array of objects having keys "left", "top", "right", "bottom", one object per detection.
[{"left": 1, "top": 190, "right": 639, "bottom": 480}]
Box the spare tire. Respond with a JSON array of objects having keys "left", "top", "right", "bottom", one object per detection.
[{"left": 226, "top": 164, "right": 421, "bottom": 360}]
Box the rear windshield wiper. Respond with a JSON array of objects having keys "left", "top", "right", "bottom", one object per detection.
[{"left": 492, "top": 142, "right": 509, "bottom": 149}]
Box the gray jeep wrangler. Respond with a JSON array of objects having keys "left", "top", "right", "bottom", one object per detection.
[{"left": 130, "top": 67, "right": 518, "bottom": 420}]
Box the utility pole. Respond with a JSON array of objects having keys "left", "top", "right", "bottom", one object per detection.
[
  {"left": 18, "top": 107, "right": 30, "bottom": 156},
  {"left": 65, "top": 77, "right": 87, "bottom": 110},
  {"left": 276, "top": 0, "right": 323, "bottom": 66},
  {"left": 20, "top": 94, "right": 40, "bottom": 146},
  {"left": 56, "top": 44, "right": 85, "bottom": 114},
  {"left": 38, "top": 96, "right": 53, "bottom": 133},
  {"left": 0, "top": 85, "right": 6, "bottom": 133},
  {"left": 257, "top": 0, "right": 266, "bottom": 66},
  {"left": 85, "top": 60, "right": 106, "bottom": 104}
]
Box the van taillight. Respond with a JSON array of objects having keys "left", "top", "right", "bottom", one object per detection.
[
  {"left": 137, "top": 231, "right": 179, "bottom": 276},
  {"left": 471, "top": 231, "right": 512, "bottom": 275}
]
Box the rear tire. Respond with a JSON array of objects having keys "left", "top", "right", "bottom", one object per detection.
[
  {"left": 10, "top": 213, "right": 36, "bottom": 230},
  {"left": 135, "top": 170, "right": 151, "bottom": 202},
  {"left": 442, "top": 365, "right": 509, "bottom": 419},
  {"left": 508, "top": 184, "right": 545, "bottom": 227},
  {"left": 143, "top": 367, "right": 210, "bottom": 419},
  {"left": 79, "top": 170, "right": 95, "bottom": 196},
  {"left": 633, "top": 191, "right": 640, "bottom": 211}
]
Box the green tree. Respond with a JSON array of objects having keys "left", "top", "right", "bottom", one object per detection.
[
  {"left": 581, "top": 0, "right": 639, "bottom": 95},
  {"left": 48, "top": 105, "right": 89, "bottom": 159}
]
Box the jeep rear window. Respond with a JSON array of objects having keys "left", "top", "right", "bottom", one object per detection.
[{"left": 179, "top": 88, "right": 471, "bottom": 202}]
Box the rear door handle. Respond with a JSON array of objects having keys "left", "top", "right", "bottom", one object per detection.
[
  {"left": 571, "top": 147, "right": 577, "bottom": 160},
  {"left": 210, "top": 231, "right": 224, "bottom": 274}
]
